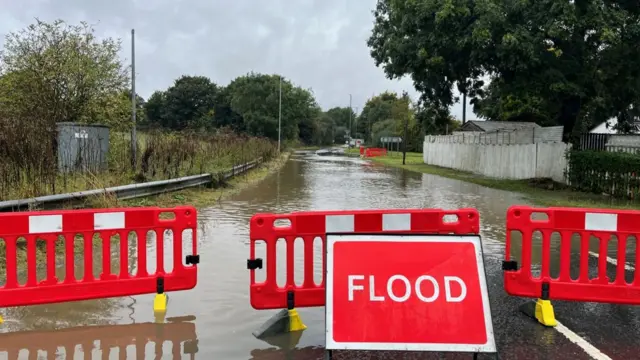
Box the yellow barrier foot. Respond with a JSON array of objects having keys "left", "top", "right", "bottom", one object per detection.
[
  {"left": 519, "top": 299, "right": 557, "bottom": 327},
  {"left": 252, "top": 308, "right": 307, "bottom": 339},
  {"left": 0, "top": 313, "right": 3, "bottom": 324},
  {"left": 288, "top": 309, "right": 307, "bottom": 332},
  {"left": 519, "top": 282, "right": 557, "bottom": 327},
  {"left": 153, "top": 293, "right": 168, "bottom": 313},
  {"left": 535, "top": 299, "right": 557, "bottom": 327},
  {"left": 153, "top": 292, "right": 168, "bottom": 324}
]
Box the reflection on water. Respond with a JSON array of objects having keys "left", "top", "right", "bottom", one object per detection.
[{"left": 0, "top": 317, "right": 198, "bottom": 359}]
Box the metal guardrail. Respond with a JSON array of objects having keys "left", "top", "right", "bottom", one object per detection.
[{"left": 0, "top": 158, "right": 263, "bottom": 212}]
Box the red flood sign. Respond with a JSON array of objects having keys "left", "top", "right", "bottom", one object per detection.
[{"left": 325, "top": 234, "right": 496, "bottom": 353}]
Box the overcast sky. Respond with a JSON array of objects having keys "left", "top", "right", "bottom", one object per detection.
[{"left": 0, "top": 0, "right": 477, "bottom": 120}]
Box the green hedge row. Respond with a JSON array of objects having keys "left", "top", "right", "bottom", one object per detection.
[{"left": 567, "top": 150, "right": 640, "bottom": 199}]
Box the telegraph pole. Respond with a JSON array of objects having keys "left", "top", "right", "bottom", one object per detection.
[
  {"left": 131, "top": 29, "right": 137, "bottom": 170},
  {"left": 462, "top": 92, "right": 467, "bottom": 124},
  {"left": 349, "top": 94, "right": 352, "bottom": 139},
  {"left": 354, "top": 106, "right": 358, "bottom": 139},
  {"left": 278, "top": 75, "right": 282, "bottom": 153},
  {"left": 402, "top": 113, "right": 409, "bottom": 165}
]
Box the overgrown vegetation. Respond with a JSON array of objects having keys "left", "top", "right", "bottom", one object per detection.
[
  {"left": 0, "top": 126, "right": 276, "bottom": 200},
  {"left": 567, "top": 150, "right": 640, "bottom": 199}
]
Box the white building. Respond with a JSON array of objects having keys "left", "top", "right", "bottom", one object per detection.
[{"left": 590, "top": 118, "right": 640, "bottom": 134}]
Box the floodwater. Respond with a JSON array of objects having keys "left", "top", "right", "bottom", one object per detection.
[{"left": 0, "top": 151, "right": 637, "bottom": 359}]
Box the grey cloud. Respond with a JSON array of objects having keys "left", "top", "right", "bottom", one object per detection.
[{"left": 0, "top": 0, "right": 477, "bottom": 120}]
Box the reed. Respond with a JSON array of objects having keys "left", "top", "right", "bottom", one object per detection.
[{"left": 0, "top": 121, "right": 277, "bottom": 201}]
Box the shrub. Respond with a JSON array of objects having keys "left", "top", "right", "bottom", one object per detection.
[
  {"left": 1, "top": 124, "right": 277, "bottom": 201},
  {"left": 566, "top": 150, "right": 640, "bottom": 199}
]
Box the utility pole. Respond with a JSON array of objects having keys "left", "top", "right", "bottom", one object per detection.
[
  {"left": 278, "top": 75, "right": 282, "bottom": 153},
  {"left": 130, "top": 29, "right": 137, "bottom": 170},
  {"left": 402, "top": 113, "right": 409, "bottom": 165},
  {"left": 354, "top": 106, "right": 359, "bottom": 139},
  {"left": 462, "top": 92, "right": 467, "bottom": 124},
  {"left": 348, "top": 94, "right": 352, "bottom": 139}
]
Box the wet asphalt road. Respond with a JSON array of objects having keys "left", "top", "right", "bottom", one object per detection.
[{"left": 1, "top": 151, "right": 640, "bottom": 359}]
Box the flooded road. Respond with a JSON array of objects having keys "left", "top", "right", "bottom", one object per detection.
[{"left": 1, "top": 151, "right": 640, "bottom": 359}]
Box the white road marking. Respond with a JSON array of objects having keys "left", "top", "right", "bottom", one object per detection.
[
  {"left": 551, "top": 250, "right": 636, "bottom": 359},
  {"left": 588, "top": 251, "right": 635, "bottom": 271},
  {"left": 555, "top": 322, "right": 614, "bottom": 360},
  {"left": 531, "top": 250, "right": 633, "bottom": 359}
]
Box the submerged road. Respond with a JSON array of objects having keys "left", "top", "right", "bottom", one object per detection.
[{"left": 0, "top": 151, "right": 639, "bottom": 359}]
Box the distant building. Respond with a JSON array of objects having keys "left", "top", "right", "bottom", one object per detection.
[
  {"left": 457, "top": 120, "right": 540, "bottom": 132},
  {"left": 590, "top": 118, "right": 640, "bottom": 134}
]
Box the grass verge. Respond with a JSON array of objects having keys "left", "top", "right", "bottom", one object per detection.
[
  {"left": 119, "top": 151, "right": 291, "bottom": 208},
  {"left": 366, "top": 151, "right": 640, "bottom": 210}
]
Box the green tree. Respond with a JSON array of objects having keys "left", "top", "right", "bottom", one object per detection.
[
  {"left": 213, "top": 86, "right": 244, "bottom": 131},
  {"left": 472, "top": 79, "right": 557, "bottom": 126},
  {"left": 144, "top": 91, "right": 167, "bottom": 128},
  {"left": 416, "top": 102, "right": 460, "bottom": 135},
  {"left": 315, "top": 113, "right": 337, "bottom": 145},
  {"left": 298, "top": 116, "right": 319, "bottom": 145},
  {"left": 0, "top": 19, "right": 128, "bottom": 128},
  {"left": 161, "top": 75, "right": 218, "bottom": 130},
  {"left": 357, "top": 91, "right": 412, "bottom": 144},
  {"left": 368, "top": 0, "right": 640, "bottom": 142},
  {"left": 325, "top": 107, "right": 357, "bottom": 137},
  {"left": 90, "top": 90, "right": 145, "bottom": 131},
  {"left": 225, "top": 73, "right": 320, "bottom": 141}
]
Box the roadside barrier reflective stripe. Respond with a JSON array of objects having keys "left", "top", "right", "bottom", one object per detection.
[
  {"left": 0, "top": 206, "right": 199, "bottom": 308},
  {"left": 503, "top": 205, "right": 640, "bottom": 304},
  {"left": 248, "top": 208, "right": 479, "bottom": 310}
]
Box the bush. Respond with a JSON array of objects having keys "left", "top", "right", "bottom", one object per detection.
[
  {"left": 566, "top": 150, "right": 640, "bottom": 199},
  {"left": 0, "top": 117, "right": 58, "bottom": 198},
  {"left": 0, "top": 125, "right": 277, "bottom": 201}
]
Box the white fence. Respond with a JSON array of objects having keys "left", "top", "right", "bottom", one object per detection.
[
  {"left": 431, "top": 126, "right": 564, "bottom": 145},
  {"left": 605, "top": 135, "right": 640, "bottom": 154},
  {"left": 422, "top": 141, "right": 570, "bottom": 183}
]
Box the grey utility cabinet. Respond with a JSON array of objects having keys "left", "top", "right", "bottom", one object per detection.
[{"left": 56, "top": 122, "right": 110, "bottom": 173}]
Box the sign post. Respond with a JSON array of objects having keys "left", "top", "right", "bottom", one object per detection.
[
  {"left": 325, "top": 234, "right": 496, "bottom": 358},
  {"left": 380, "top": 137, "right": 402, "bottom": 155}
]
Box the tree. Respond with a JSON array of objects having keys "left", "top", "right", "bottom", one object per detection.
[
  {"left": 325, "top": 107, "right": 356, "bottom": 137},
  {"left": 0, "top": 19, "right": 129, "bottom": 128},
  {"left": 357, "top": 91, "right": 412, "bottom": 144},
  {"left": 315, "top": 113, "right": 337, "bottom": 145},
  {"left": 298, "top": 115, "right": 319, "bottom": 145},
  {"left": 145, "top": 91, "right": 167, "bottom": 128},
  {"left": 90, "top": 90, "right": 145, "bottom": 131},
  {"left": 416, "top": 101, "right": 460, "bottom": 135},
  {"left": 473, "top": 79, "right": 558, "bottom": 126},
  {"left": 367, "top": 0, "right": 640, "bottom": 142},
  {"left": 213, "top": 86, "right": 244, "bottom": 131},
  {"left": 225, "top": 73, "right": 320, "bottom": 141},
  {"left": 162, "top": 75, "right": 218, "bottom": 130}
]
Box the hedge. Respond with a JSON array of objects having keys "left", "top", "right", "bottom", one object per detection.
[{"left": 566, "top": 150, "right": 640, "bottom": 199}]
